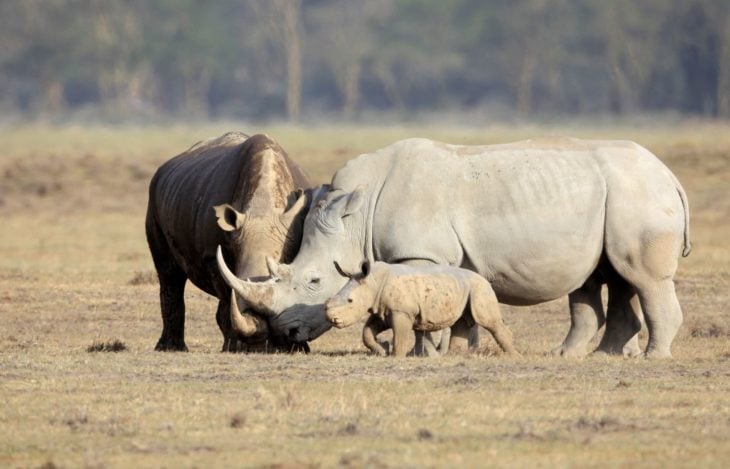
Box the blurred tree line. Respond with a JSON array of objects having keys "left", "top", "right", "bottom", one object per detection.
[{"left": 1, "top": 0, "right": 729, "bottom": 121}]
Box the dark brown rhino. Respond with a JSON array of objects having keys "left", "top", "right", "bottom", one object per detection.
[{"left": 145, "top": 132, "right": 313, "bottom": 352}]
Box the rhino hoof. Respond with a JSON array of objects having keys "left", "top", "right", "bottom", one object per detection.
[
  {"left": 155, "top": 339, "right": 188, "bottom": 352},
  {"left": 644, "top": 348, "right": 672, "bottom": 360},
  {"left": 289, "top": 341, "right": 310, "bottom": 354},
  {"left": 549, "top": 344, "right": 587, "bottom": 358}
]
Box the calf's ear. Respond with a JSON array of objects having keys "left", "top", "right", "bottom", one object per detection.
[
  {"left": 360, "top": 260, "right": 371, "bottom": 279},
  {"left": 213, "top": 204, "right": 247, "bottom": 231}
]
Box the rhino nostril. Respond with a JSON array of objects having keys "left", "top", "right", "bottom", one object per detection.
[{"left": 347, "top": 298, "right": 353, "bottom": 303}]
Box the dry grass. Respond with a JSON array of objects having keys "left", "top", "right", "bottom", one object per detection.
[{"left": 0, "top": 121, "right": 729, "bottom": 467}]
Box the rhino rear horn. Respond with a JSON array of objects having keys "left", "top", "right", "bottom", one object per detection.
[{"left": 229, "top": 291, "right": 268, "bottom": 338}]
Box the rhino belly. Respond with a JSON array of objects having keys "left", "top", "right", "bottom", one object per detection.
[
  {"left": 469, "top": 203, "right": 607, "bottom": 305},
  {"left": 373, "top": 155, "right": 608, "bottom": 306}
]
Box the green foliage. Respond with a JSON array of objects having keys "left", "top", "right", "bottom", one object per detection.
[{"left": 0, "top": 0, "right": 728, "bottom": 119}]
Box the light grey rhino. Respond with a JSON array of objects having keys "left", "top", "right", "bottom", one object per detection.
[
  {"left": 325, "top": 260, "right": 518, "bottom": 357},
  {"left": 146, "top": 132, "right": 312, "bottom": 352},
  {"left": 217, "top": 137, "right": 691, "bottom": 358}
]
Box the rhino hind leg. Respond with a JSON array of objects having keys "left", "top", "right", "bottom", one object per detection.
[
  {"left": 605, "top": 231, "right": 683, "bottom": 358},
  {"left": 551, "top": 275, "right": 604, "bottom": 358},
  {"left": 595, "top": 277, "right": 643, "bottom": 357},
  {"left": 413, "top": 331, "right": 442, "bottom": 357},
  {"left": 154, "top": 268, "right": 188, "bottom": 352},
  {"left": 635, "top": 280, "right": 682, "bottom": 359},
  {"left": 436, "top": 326, "right": 479, "bottom": 356}
]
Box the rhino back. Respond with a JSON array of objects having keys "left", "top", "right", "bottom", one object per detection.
[
  {"left": 147, "top": 133, "right": 309, "bottom": 295},
  {"left": 383, "top": 265, "right": 471, "bottom": 331},
  {"left": 336, "top": 138, "right": 633, "bottom": 304}
]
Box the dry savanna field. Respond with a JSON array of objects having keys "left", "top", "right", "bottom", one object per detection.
[{"left": 1, "top": 121, "right": 729, "bottom": 467}]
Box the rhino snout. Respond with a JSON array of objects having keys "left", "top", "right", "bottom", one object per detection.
[{"left": 324, "top": 302, "right": 347, "bottom": 328}]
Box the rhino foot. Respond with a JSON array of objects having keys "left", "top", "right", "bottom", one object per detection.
[
  {"left": 368, "top": 340, "right": 390, "bottom": 356},
  {"left": 643, "top": 347, "right": 672, "bottom": 360},
  {"left": 549, "top": 343, "right": 588, "bottom": 358},
  {"left": 155, "top": 338, "right": 188, "bottom": 352},
  {"left": 594, "top": 335, "right": 642, "bottom": 358},
  {"left": 622, "top": 339, "right": 643, "bottom": 358},
  {"left": 289, "top": 341, "right": 311, "bottom": 354}
]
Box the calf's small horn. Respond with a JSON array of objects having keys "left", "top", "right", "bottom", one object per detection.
[{"left": 333, "top": 261, "right": 352, "bottom": 279}]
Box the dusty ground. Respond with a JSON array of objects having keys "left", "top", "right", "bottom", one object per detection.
[{"left": 0, "top": 122, "right": 728, "bottom": 468}]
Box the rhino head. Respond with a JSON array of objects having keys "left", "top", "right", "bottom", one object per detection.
[
  {"left": 213, "top": 186, "right": 309, "bottom": 340},
  {"left": 216, "top": 185, "right": 370, "bottom": 342},
  {"left": 325, "top": 260, "right": 377, "bottom": 328}
]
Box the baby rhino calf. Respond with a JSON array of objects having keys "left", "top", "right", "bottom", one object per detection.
[{"left": 325, "top": 260, "right": 518, "bottom": 357}]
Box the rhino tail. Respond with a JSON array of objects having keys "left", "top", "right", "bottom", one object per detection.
[{"left": 670, "top": 172, "right": 691, "bottom": 257}]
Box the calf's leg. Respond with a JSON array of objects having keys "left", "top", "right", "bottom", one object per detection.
[
  {"left": 362, "top": 315, "right": 389, "bottom": 356},
  {"left": 469, "top": 280, "right": 519, "bottom": 356},
  {"left": 448, "top": 316, "right": 471, "bottom": 354},
  {"left": 391, "top": 311, "right": 415, "bottom": 357}
]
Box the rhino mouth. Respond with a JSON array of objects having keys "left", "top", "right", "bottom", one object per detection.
[
  {"left": 268, "top": 303, "right": 333, "bottom": 342},
  {"left": 324, "top": 305, "right": 360, "bottom": 329}
]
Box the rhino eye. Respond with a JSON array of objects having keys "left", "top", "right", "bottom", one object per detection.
[
  {"left": 347, "top": 298, "right": 353, "bottom": 303},
  {"left": 310, "top": 277, "right": 320, "bottom": 285}
]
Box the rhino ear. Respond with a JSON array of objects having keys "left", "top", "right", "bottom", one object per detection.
[
  {"left": 280, "top": 190, "right": 308, "bottom": 226},
  {"left": 214, "top": 204, "right": 247, "bottom": 232},
  {"left": 342, "top": 185, "right": 367, "bottom": 218}
]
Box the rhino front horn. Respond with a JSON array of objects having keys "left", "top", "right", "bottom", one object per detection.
[{"left": 216, "top": 246, "right": 276, "bottom": 316}]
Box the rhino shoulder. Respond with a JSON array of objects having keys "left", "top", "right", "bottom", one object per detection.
[
  {"left": 331, "top": 138, "right": 437, "bottom": 188},
  {"left": 189, "top": 131, "right": 249, "bottom": 152}
]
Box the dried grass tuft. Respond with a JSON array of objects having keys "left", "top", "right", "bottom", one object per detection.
[{"left": 87, "top": 339, "right": 128, "bottom": 353}]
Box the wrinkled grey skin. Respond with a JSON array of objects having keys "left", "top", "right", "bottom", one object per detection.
[
  {"left": 220, "top": 137, "right": 691, "bottom": 359},
  {"left": 145, "top": 132, "right": 312, "bottom": 352},
  {"left": 326, "top": 261, "right": 518, "bottom": 357}
]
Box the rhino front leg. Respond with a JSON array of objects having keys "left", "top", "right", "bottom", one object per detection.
[
  {"left": 155, "top": 269, "right": 188, "bottom": 352},
  {"left": 362, "top": 315, "right": 389, "bottom": 356},
  {"left": 216, "top": 299, "right": 239, "bottom": 352},
  {"left": 551, "top": 276, "right": 604, "bottom": 358},
  {"left": 391, "top": 311, "right": 415, "bottom": 358}
]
